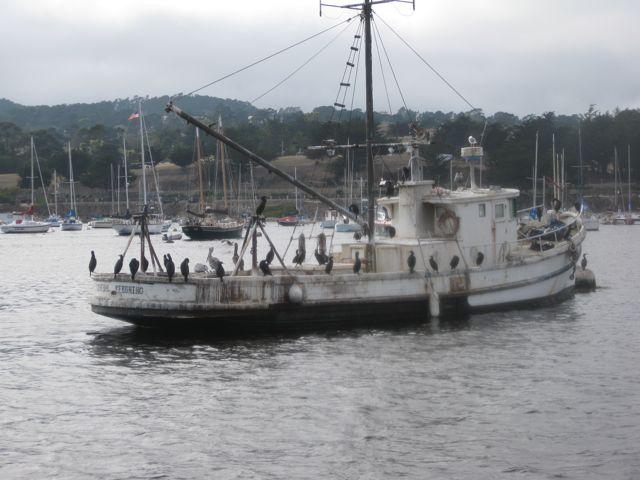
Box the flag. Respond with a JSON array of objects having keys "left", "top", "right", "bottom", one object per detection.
[{"left": 128, "top": 113, "right": 140, "bottom": 121}]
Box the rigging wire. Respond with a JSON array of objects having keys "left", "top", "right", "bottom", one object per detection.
[
  {"left": 372, "top": 18, "right": 412, "bottom": 121},
  {"left": 250, "top": 19, "right": 356, "bottom": 104},
  {"left": 373, "top": 12, "right": 479, "bottom": 112},
  {"left": 175, "top": 15, "right": 359, "bottom": 100},
  {"left": 372, "top": 18, "right": 393, "bottom": 115}
]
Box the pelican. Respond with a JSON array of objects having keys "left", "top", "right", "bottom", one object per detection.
[
  {"left": 581, "top": 253, "right": 587, "bottom": 271},
  {"left": 207, "top": 247, "right": 221, "bottom": 271},
  {"left": 232, "top": 243, "right": 239, "bottom": 265},
  {"left": 265, "top": 247, "right": 275, "bottom": 265}
]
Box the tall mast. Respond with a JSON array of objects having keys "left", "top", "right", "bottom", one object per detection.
[
  {"left": 138, "top": 99, "right": 147, "bottom": 206},
  {"left": 68, "top": 140, "right": 75, "bottom": 212},
  {"left": 628, "top": 144, "right": 631, "bottom": 212},
  {"left": 116, "top": 164, "right": 121, "bottom": 214},
  {"left": 578, "top": 126, "right": 583, "bottom": 203},
  {"left": 196, "top": 128, "right": 206, "bottom": 213},
  {"left": 123, "top": 135, "right": 130, "bottom": 211},
  {"left": 30, "top": 136, "right": 35, "bottom": 206},
  {"left": 363, "top": 0, "right": 376, "bottom": 262},
  {"left": 533, "top": 131, "right": 538, "bottom": 208},
  {"left": 110, "top": 163, "right": 115, "bottom": 215},
  {"left": 53, "top": 169, "right": 58, "bottom": 215},
  {"left": 218, "top": 115, "right": 229, "bottom": 212}
]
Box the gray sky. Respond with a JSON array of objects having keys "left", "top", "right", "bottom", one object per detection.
[{"left": 2, "top": 0, "right": 638, "bottom": 115}]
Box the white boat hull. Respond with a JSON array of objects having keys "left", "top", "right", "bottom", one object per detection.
[
  {"left": 112, "top": 222, "right": 164, "bottom": 235},
  {"left": 1, "top": 222, "right": 50, "bottom": 233},
  {"left": 335, "top": 222, "right": 361, "bottom": 232},
  {"left": 90, "top": 220, "right": 114, "bottom": 228},
  {"left": 60, "top": 222, "right": 83, "bottom": 231}
]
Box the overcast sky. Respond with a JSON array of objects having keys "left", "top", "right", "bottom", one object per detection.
[{"left": 2, "top": 0, "right": 639, "bottom": 116}]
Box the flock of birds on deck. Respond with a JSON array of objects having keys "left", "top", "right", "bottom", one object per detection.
[{"left": 85, "top": 194, "right": 531, "bottom": 282}]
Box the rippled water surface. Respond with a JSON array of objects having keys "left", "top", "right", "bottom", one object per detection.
[{"left": 1, "top": 224, "right": 639, "bottom": 479}]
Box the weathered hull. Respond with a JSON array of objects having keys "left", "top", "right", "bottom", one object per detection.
[
  {"left": 90, "top": 232, "right": 583, "bottom": 329},
  {"left": 1, "top": 223, "right": 50, "bottom": 233},
  {"left": 181, "top": 224, "right": 244, "bottom": 240}
]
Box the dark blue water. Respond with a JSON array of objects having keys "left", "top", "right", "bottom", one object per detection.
[{"left": 1, "top": 225, "right": 639, "bottom": 479}]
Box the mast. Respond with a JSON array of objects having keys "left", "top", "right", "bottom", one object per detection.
[
  {"left": 68, "top": 140, "right": 75, "bottom": 213},
  {"left": 578, "top": 126, "right": 583, "bottom": 204},
  {"left": 294, "top": 167, "right": 298, "bottom": 212},
  {"left": 138, "top": 99, "right": 147, "bottom": 207},
  {"left": 552, "top": 134, "right": 556, "bottom": 200},
  {"left": 218, "top": 115, "right": 229, "bottom": 212},
  {"left": 533, "top": 131, "right": 538, "bottom": 208},
  {"left": 628, "top": 144, "right": 631, "bottom": 212},
  {"left": 123, "top": 135, "right": 130, "bottom": 211},
  {"left": 363, "top": 0, "right": 376, "bottom": 262},
  {"left": 53, "top": 169, "right": 58, "bottom": 215},
  {"left": 110, "top": 163, "right": 115, "bottom": 215},
  {"left": 196, "top": 128, "right": 206, "bottom": 213},
  {"left": 30, "top": 136, "right": 35, "bottom": 207},
  {"left": 116, "top": 164, "right": 121, "bottom": 214},
  {"left": 614, "top": 147, "right": 618, "bottom": 211}
]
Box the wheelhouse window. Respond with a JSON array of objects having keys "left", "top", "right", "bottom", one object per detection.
[
  {"left": 495, "top": 203, "right": 505, "bottom": 218},
  {"left": 479, "top": 203, "right": 486, "bottom": 217}
]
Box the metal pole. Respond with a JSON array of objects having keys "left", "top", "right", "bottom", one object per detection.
[
  {"left": 123, "top": 135, "right": 130, "bottom": 211},
  {"left": 139, "top": 100, "right": 147, "bottom": 207},
  {"left": 166, "top": 102, "right": 364, "bottom": 226},
  {"left": 30, "top": 137, "right": 34, "bottom": 206},
  {"left": 533, "top": 131, "right": 538, "bottom": 208},
  {"left": 363, "top": 0, "right": 376, "bottom": 269}
]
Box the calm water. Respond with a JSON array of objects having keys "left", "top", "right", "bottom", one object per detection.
[{"left": 1, "top": 223, "right": 639, "bottom": 479}]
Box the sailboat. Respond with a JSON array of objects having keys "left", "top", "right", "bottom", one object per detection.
[
  {"left": 90, "top": 164, "right": 116, "bottom": 228},
  {"left": 45, "top": 169, "right": 62, "bottom": 227},
  {"left": 112, "top": 102, "right": 164, "bottom": 235},
  {"left": 1, "top": 137, "right": 50, "bottom": 234},
  {"left": 60, "top": 141, "right": 83, "bottom": 231},
  {"left": 181, "top": 120, "right": 244, "bottom": 240}
]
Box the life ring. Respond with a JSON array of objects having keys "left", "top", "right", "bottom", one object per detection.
[{"left": 438, "top": 209, "right": 460, "bottom": 236}]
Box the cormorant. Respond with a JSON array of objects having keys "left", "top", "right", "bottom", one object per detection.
[
  {"left": 348, "top": 203, "right": 360, "bottom": 218},
  {"left": 129, "top": 258, "right": 139, "bottom": 281},
  {"left": 325, "top": 256, "right": 333, "bottom": 274},
  {"left": 429, "top": 255, "right": 438, "bottom": 272},
  {"left": 89, "top": 251, "right": 97, "bottom": 276},
  {"left": 476, "top": 251, "right": 485, "bottom": 266},
  {"left": 450, "top": 255, "right": 460, "bottom": 270},
  {"left": 581, "top": 253, "right": 587, "bottom": 271},
  {"left": 256, "top": 196, "right": 267, "bottom": 216},
  {"left": 141, "top": 254, "right": 149, "bottom": 273},
  {"left": 114, "top": 254, "right": 124, "bottom": 278},
  {"left": 385, "top": 180, "right": 394, "bottom": 197},
  {"left": 401, "top": 166, "right": 411, "bottom": 182},
  {"left": 314, "top": 248, "right": 328, "bottom": 265},
  {"left": 259, "top": 259, "right": 273, "bottom": 276},
  {"left": 407, "top": 251, "right": 416, "bottom": 273},
  {"left": 293, "top": 248, "right": 305, "bottom": 266},
  {"left": 165, "top": 254, "right": 175, "bottom": 282},
  {"left": 180, "top": 258, "right": 189, "bottom": 282},
  {"left": 353, "top": 251, "right": 361, "bottom": 274},
  {"left": 354, "top": 231, "right": 362, "bottom": 241},
  {"left": 265, "top": 247, "right": 275, "bottom": 265},
  {"left": 216, "top": 261, "right": 225, "bottom": 282}
]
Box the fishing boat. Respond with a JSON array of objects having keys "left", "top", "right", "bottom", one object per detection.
[
  {"left": 1, "top": 138, "right": 50, "bottom": 234},
  {"left": 90, "top": 0, "right": 586, "bottom": 329},
  {"left": 182, "top": 122, "right": 244, "bottom": 240}
]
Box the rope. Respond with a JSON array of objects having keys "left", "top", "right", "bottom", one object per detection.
[
  {"left": 374, "top": 12, "right": 479, "bottom": 112},
  {"left": 372, "top": 18, "right": 411, "bottom": 121},
  {"left": 176, "top": 15, "right": 358, "bottom": 100},
  {"left": 372, "top": 19, "right": 393, "bottom": 115},
  {"left": 251, "top": 20, "right": 355, "bottom": 104}
]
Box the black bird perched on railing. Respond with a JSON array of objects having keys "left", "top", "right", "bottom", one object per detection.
[
  {"left": 354, "top": 231, "right": 362, "bottom": 241},
  {"left": 353, "top": 251, "right": 361, "bottom": 275},
  {"left": 325, "top": 256, "right": 333, "bottom": 274},
  {"left": 232, "top": 243, "right": 239, "bottom": 265},
  {"left": 314, "top": 248, "right": 328, "bottom": 265},
  {"left": 259, "top": 259, "right": 273, "bottom": 276},
  {"left": 165, "top": 254, "right": 175, "bottom": 282},
  {"left": 401, "top": 166, "right": 411, "bottom": 182},
  {"left": 215, "top": 261, "right": 225, "bottom": 282},
  {"left": 407, "top": 251, "right": 416, "bottom": 273},
  {"left": 293, "top": 248, "right": 305, "bottom": 266},
  {"left": 429, "top": 255, "right": 438, "bottom": 272},
  {"left": 265, "top": 247, "right": 275, "bottom": 265},
  {"left": 450, "top": 255, "right": 460, "bottom": 270},
  {"left": 475, "top": 251, "right": 484, "bottom": 266},
  {"left": 180, "top": 258, "right": 189, "bottom": 282},
  {"left": 129, "top": 258, "right": 139, "bottom": 281},
  {"left": 256, "top": 196, "right": 267, "bottom": 216},
  {"left": 348, "top": 203, "right": 360, "bottom": 219},
  {"left": 114, "top": 254, "right": 124, "bottom": 278},
  {"left": 89, "top": 251, "right": 97, "bottom": 276},
  {"left": 581, "top": 253, "right": 587, "bottom": 271},
  {"left": 141, "top": 254, "right": 149, "bottom": 273}
]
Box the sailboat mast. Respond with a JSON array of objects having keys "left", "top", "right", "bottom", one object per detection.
[
  {"left": 68, "top": 141, "right": 75, "bottom": 212},
  {"left": 110, "top": 163, "right": 115, "bottom": 215},
  {"left": 533, "top": 131, "right": 538, "bottom": 208},
  {"left": 30, "top": 136, "right": 35, "bottom": 206},
  {"left": 578, "top": 126, "right": 583, "bottom": 203},
  {"left": 138, "top": 100, "right": 147, "bottom": 207},
  {"left": 628, "top": 145, "right": 631, "bottom": 212},
  {"left": 116, "top": 164, "right": 121, "bottom": 214},
  {"left": 196, "top": 128, "right": 206, "bottom": 213},
  {"left": 123, "top": 135, "right": 130, "bottom": 211},
  {"left": 218, "top": 115, "right": 229, "bottom": 212},
  {"left": 363, "top": 0, "right": 376, "bottom": 252},
  {"left": 614, "top": 147, "right": 618, "bottom": 211},
  {"left": 53, "top": 169, "right": 58, "bottom": 215}
]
